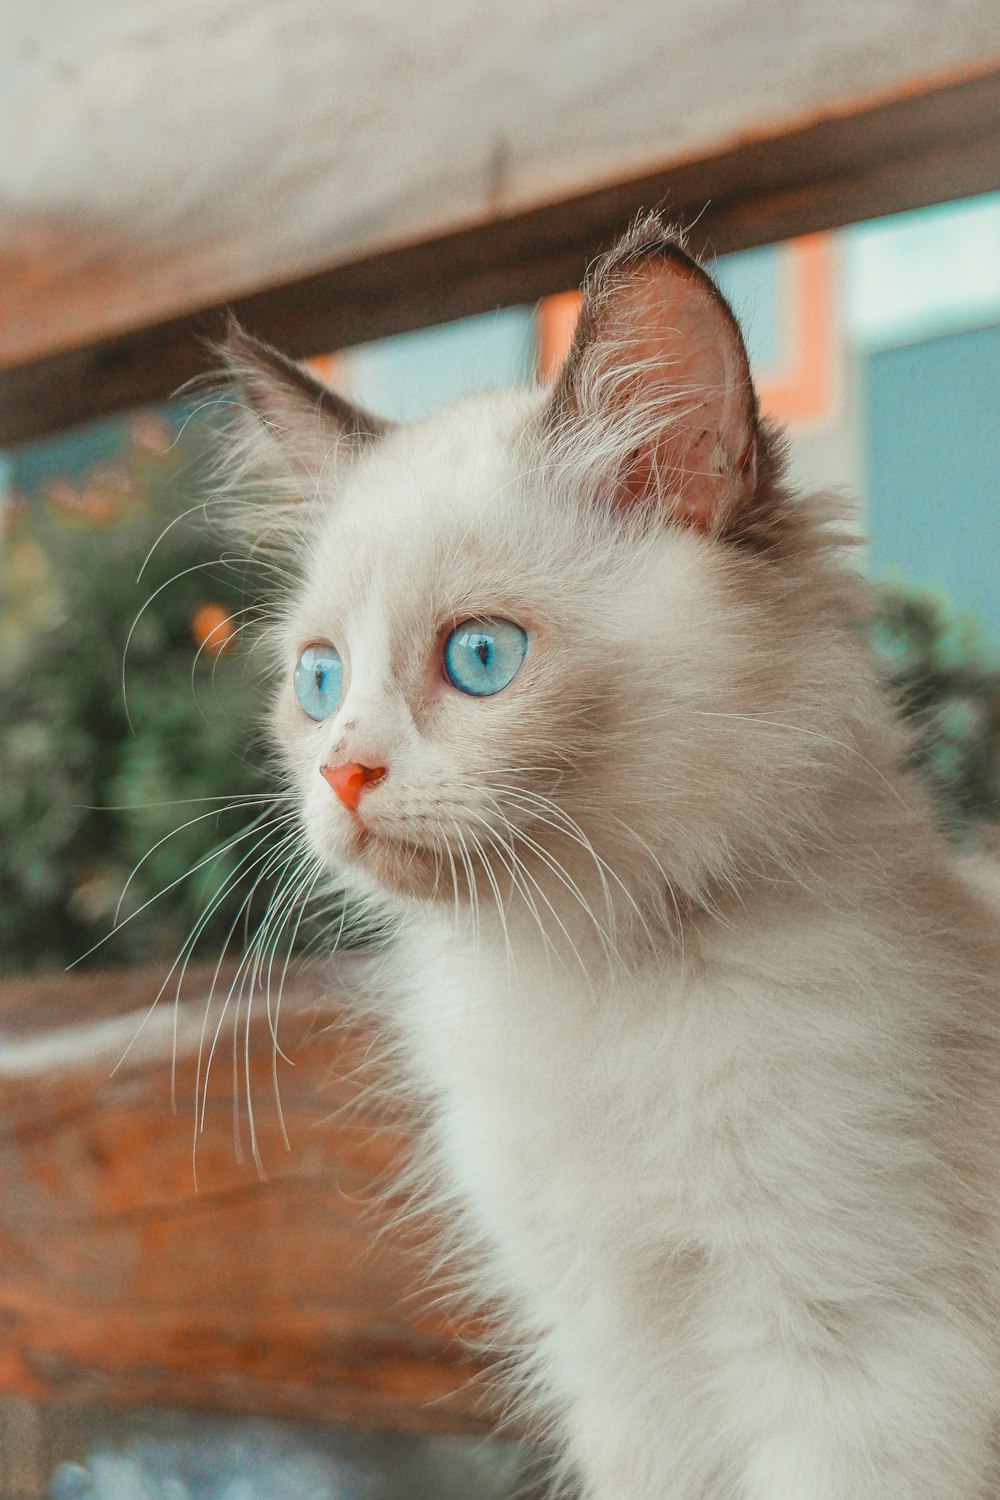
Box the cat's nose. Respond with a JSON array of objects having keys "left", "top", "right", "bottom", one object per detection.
[{"left": 320, "top": 760, "right": 387, "bottom": 813}]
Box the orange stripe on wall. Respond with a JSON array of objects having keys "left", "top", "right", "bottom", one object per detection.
[
  {"left": 304, "top": 353, "right": 343, "bottom": 386},
  {"left": 756, "top": 234, "right": 836, "bottom": 425},
  {"left": 536, "top": 290, "right": 583, "bottom": 381}
]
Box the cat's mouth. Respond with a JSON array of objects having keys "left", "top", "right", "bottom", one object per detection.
[{"left": 347, "top": 813, "right": 505, "bottom": 907}]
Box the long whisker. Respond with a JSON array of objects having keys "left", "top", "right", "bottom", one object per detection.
[
  {"left": 488, "top": 787, "right": 621, "bottom": 944},
  {"left": 196, "top": 832, "right": 305, "bottom": 1143},
  {"left": 71, "top": 806, "right": 293, "bottom": 969},
  {"left": 192, "top": 826, "right": 304, "bottom": 1178},
  {"left": 111, "top": 810, "right": 300, "bottom": 1094},
  {"left": 72, "top": 793, "right": 288, "bottom": 812},
  {"left": 122, "top": 557, "right": 239, "bottom": 733},
  {"left": 112, "top": 800, "right": 275, "bottom": 927},
  {"left": 453, "top": 824, "right": 481, "bottom": 952},
  {"left": 467, "top": 810, "right": 576, "bottom": 979},
  {"left": 241, "top": 852, "right": 324, "bottom": 1171},
  {"left": 479, "top": 796, "right": 617, "bottom": 971},
  {"left": 491, "top": 785, "right": 665, "bottom": 960},
  {"left": 630, "top": 707, "right": 908, "bottom": 809},
  {"left": 189, "top": 603, "right": 268, "bottom": 722},
  {"left": 463, "top": 822, "right": 516, "bottom": 983},
  {"left": 263, "top": 857, "right": 327, "bottom": 1152}
]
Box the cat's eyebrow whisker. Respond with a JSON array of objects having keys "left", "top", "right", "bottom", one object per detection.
[
  {"left": 191, "top": 603, "right": 269, "bottom": 710},
  {"left": 123, "top": 555, "right": 247, "bottom": 734},
  {"left": 189, "top": 600, "right": 264, "bottom": 679},
  {"left": 205, "top": 634, "right": 272, "bottom": 730},
  {"left": 131, "top": 485, "right": 287, "bottom": 584}
]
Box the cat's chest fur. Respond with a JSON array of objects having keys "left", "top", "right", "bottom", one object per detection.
[{"left": 386, "top": 909, "right": 910, "bottom": 1322}]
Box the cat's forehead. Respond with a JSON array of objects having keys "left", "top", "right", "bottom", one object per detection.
[
  {"left": 348, "top": 388, "right": 535, "bottom": 526},
  {"left": 303, "top": 388, "right": 545, "bottom": 611}
]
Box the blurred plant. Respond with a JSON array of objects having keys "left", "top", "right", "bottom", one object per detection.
[
  {"left": 0, "top": 413, "right": 295, "bottom": 976},
  {"left": 871, "top": 585, "right": 1000, "bottom": 835}
]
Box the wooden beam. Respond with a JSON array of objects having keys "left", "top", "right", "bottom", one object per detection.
[
  {"left": 1, "top": 61, "right": 998, "bottom": 447},
  {"left": 0, "top": 962, "right": 496, "bottom": 1434}
]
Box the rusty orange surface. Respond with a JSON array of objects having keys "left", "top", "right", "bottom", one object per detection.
[{"left": 0, "top": 963, "right": 495, "bottom": 1434}]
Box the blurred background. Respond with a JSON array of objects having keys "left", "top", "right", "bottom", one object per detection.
[
  {"left": 4, "top": 198, "right": 999, "bottom": 979},
  {"left": 0, "top": 2, "right": 998, "bottom": 1495}
]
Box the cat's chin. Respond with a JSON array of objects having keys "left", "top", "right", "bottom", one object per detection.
[{"left": 343, "top": 824, "right": 451, "bottom": 903}]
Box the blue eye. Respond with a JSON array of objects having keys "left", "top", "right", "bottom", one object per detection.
[
  {"left": 294, "top": 643, "right": 343, "bottom": 721},
  {"left": 444, "top": 618, "right": 527, "bottom": 697}
]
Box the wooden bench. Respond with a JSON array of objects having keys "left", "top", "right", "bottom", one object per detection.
[{"left": 0, "top": 960, "right": 500, "bottom": 1494}]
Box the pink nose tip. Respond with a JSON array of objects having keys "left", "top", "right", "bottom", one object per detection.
[{"left": 320, "top": 760, "right": 387, "bottom": 813}]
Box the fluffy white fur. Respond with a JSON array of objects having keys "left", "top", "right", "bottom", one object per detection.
[{"left": 214, "top": 218, "right": 1000, "bottom": 1499}]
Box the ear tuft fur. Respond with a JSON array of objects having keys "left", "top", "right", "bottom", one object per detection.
[
  {"left": 549, "top": 211, "right": 761, "bottom": 539},
  {"left": 218, "top": 319, "right": 388, "bottom": 450},
  {"left": 201, "top": 319, "right": 391, "bottom": 557}
]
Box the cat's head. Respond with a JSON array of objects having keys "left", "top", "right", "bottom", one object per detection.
[{"left": 216, "top": 216, "right": 863, "bottom": 945}]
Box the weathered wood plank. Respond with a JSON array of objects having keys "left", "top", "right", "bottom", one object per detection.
[
  {"left": 0, "top": 962, "right": 495, "bottom": 1434},
  {"left": 6, "top": 0, "right": 999, "bottom": 371},
  {"left": 2, "top": 61, "right": 999, "bottom": 446}
]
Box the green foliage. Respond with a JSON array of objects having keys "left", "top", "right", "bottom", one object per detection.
[
  {"left": 872, "top": 586, "right": 1000, "bottom": 835},
  {"left": 0, "top": 419, "right": 278, "bottom": 975}
]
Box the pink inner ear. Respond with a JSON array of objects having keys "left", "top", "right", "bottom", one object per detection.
[{"left": 606, "top": 263, "right": 757, "bottom": 531}]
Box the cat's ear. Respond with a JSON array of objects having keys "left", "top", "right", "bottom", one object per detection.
[
  {"left": 549, "top": 217, "right": 758, "bottom": 534},
  {"left": 217, "top": 319, "right": 389, "bottom": 485}
]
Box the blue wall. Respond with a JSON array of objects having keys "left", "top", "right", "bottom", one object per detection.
[
  {"left": 863, "top": 322, "right": 1000, "bottom": 644},
  {"left": 713, "top": 245, "right": 783, "bottom": 375},
  {"left": 345, "top": 307, "right": 536, "bottom": 422}
]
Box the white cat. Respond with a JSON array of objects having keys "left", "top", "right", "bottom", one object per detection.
[{"left": 216, "top": 215, "right": 1000, "bottom": 1499}]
